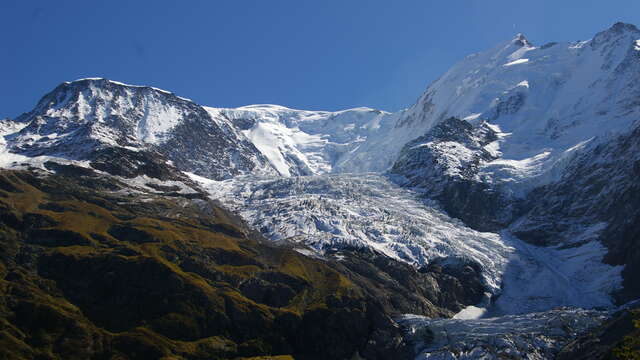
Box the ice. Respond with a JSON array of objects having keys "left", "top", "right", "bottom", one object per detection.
[
  {"left": 190, "top": 172, "right": 623, "bottom": 310},
  {"left": 489, "top": 230, "right": 622, "bottom": 316},
  {"left": 191, "top": 172, "right": 514, "bottom": 294},
  {"left": 400, "top": 308, "right": 609, "bottom": 360},
  {"left": 186, "top": 24, "right": 634, "bottom": 314}
]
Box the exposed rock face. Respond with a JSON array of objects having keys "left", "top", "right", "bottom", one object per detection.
[
  {"left": 326, "top": 247, "right": 485, "bottom": 318},
  {"left": 389, "top": 117, "right": 510, "bottom": 231}
]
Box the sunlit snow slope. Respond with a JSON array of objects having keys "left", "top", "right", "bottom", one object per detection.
[
  {"left": 389, "top": 23, "right": 640, "bottom": 193},
  {"left": 204, "top": 105, "right": 395, "bottom": 176},
  {"left": 193, "top": 23, "right": 640, "bottom": 197}
]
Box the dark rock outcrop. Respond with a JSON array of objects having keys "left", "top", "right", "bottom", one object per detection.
[{"left": 390, "top": 117, "right": 511, "bottom": 231}]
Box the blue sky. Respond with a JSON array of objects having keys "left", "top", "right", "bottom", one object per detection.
[{"left": 2, "top": 1, "right": 639, "bottom": 118}]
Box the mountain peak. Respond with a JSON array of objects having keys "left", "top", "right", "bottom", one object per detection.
[
  {"left": 512, "top": 33, "right": 532, "bottom": 47},
  {"left": 64, "top": 77, "right": 175, "bottom": 96},
  {"left": 608, "top": 21, "right": 639, "bottom": 34},
  {"left": 591, "top": 22, "right": 640, "bottom": 47}
]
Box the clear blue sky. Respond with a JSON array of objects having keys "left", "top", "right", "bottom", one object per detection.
[{"left": 2, "top": 1, "right": 639, "bottom": 118}]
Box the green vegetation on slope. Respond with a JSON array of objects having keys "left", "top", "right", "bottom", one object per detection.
[
  {"left": 612, "top": 309, "right": 640, "bottom": 360},
  {"left": 0, "top": 164, "right": 486, "bottom": 359},
  {"left": 0, "top": 168, "right": 398, "bottom": 360},
  {"left": 558, "top": 306, "right": 640, "bottom": 360}
]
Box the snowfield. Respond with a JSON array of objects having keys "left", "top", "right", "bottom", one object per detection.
[{"left": 205, "top": 105, "right": 395, "bottom": 176}]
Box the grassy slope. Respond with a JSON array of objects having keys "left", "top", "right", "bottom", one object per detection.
[
  {"left": 557, "top": 306, "right": 640, "bottom": 360},
  {"left": 0, "top": 169, "right": 394, "bottom": 360}
]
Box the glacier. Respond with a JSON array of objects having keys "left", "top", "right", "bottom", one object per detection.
[
  {"left": 3, "top": 22, "right": 640, "bottom": 359},
  {"left": 188, "top": 172, "right": 622, "bottom": 315}
]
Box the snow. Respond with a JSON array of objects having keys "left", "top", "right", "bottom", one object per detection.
[
  {"left": 187, "top": 26, "right": 631, "bottom": 322},
  {"left": 0, "top": 119, "right": 94, "bottom": 171},
  {"left": 453, "top": 306, "right": 487, "bottom": 320},
  {"left": 454, "top": 293, "right": 491, "bottom": 320},
  {"left": 503, "top": 58, "right": 530, "bottom": 66},
  {"left": 483, "top": 140, "right": 501, "bottom": 158},
  {"left": 387, "top": 23, "right": 640, "bottom": 197},
  {"left": 189, "top": 172, "right": 623, "bottom": 310},
  {"left": 190, "top": 172, "right": 514, "bottom": 293},
  {"left": 479, "top": 151, "right": 552, "bottom": 191},
  {"left": 74, "top": 77, "right": 104, "bottom": 81},
  {"left": 119, "top": 174, "right": 199, "bottom": 195},
  {"left": 149, "top": 86, "right": 172, "bottom": 95},
  {"left": 489, "top": 230, "right": 622, "bottom": 316},
  {"left": 135, "top": 98, "right": 183, "bottom": 144},
  {"left": 462, "top": 113, "right": 481, "bottom": 121},
  {"left": 42, "top": 24, "right": 640, "bottom": 193},
  {"left": 244, "top": 121, "right": 295, "bottom": 176},
  {"left": 13, "top": 78, "right": 196, "bottom": 150},
  {"left": 205, "top": 105, "right": 394, "bottom": 176},
  {"left": 72, "top": 78, "right": 174, "bottom": 94}
]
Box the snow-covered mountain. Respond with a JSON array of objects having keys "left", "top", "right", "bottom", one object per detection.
[
  {"left": 3, "top": 21, "right": 640, "bottom": 359},
  {"left": 10, "top": 22, "right": 640, "bottom": 184},
  {"left": 388, "top": 22, "right": 640, "bottom": 229},
  {"left": 206, "top": 105, "right": 394, "bottom": 176},
  {"left": 394, "top": 22, "right": 640, "bottom": 188},
  {"left": 7, "top": 78, "right": 277, "bottom": 180}
]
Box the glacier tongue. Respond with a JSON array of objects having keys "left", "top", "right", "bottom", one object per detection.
[
  {"left": 400, "top": 308, "right": 609, "bottom": 360},
  {"left": 192, "top": 173, "right": 511, "bottom": 292},
  {"left": 188, "top": 172, "right": 622, "bottom": 314}
]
